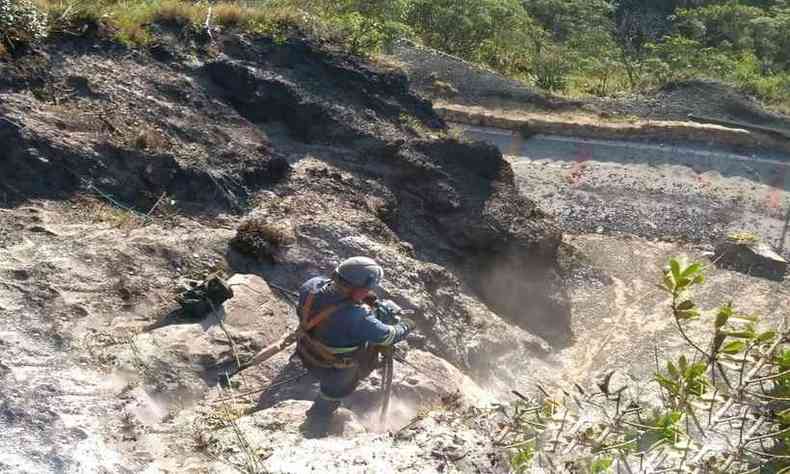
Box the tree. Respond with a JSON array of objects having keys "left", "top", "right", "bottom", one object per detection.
[{"left": 406, "top": 0, "right": 530, "bottom": 60}]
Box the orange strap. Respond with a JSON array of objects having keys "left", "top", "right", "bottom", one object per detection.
[
  {"left": 300, "top": 292, "right": 316, "bottom": 327},
  {"left": 296, "top": 290, "right": 356, "bottom": 368},
  {"left": 299, "top": 291, "right": 345, "bottom": 332}
]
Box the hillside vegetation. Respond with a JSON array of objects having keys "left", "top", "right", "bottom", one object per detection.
[{"left": 2, "top": 0, "right": 790, "bottom": 114}]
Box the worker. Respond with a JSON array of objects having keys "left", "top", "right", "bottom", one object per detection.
[{"left": 295, "top": 256, "right": 415, "bottom": 426}]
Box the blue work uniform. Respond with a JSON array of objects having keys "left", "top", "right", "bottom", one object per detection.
[{"left": 296, "top": 276, "right": 411, "bottom": 400}]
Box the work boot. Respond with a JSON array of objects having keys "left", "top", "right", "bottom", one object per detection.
[
  {"left": 302, "top": 396, "right": 340, "bottom": 438},
  {"left": 306, "top": 396, "right": 340, "bottom": 417}
]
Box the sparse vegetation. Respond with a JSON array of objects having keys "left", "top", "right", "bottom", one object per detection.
[
  {"left": 133, "top": 127, "right": 169, "bottom": 151},
  {"left": 0, "top": 0, "right": 47, "bottom": 53},
  {"left": 88, "top": 196, "right": 146, "bottom": 229},
  {"left": 4, "top": 1, "right": 788, "bottom": 111},
  {"left": 231, "top": 217, "right": 296, "bottom": 262},
  {"left": 728, "top": 230, "right": 761, "bottom": 243},
  {"left": 506, "top": 256, "right": 789, "bottom": 471},
  {"left": 399, "top": 112, "right": 431, "bottom": 136},
  {"left": 281, "top": 0, "right": 790, "bottom": 111},
  {"left": 25, "top": 0, "right": 318, "bottom": 47}
]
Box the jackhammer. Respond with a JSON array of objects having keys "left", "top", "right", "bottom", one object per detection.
[{"left": 369, "top": 299, "right": 412, "bottom": 424}]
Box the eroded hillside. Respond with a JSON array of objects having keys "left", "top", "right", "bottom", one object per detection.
[{"left": 0, "top": 31, "right": 570, "bottom": 473}]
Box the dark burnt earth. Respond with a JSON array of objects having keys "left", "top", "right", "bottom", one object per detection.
[{"left": 0, "top": 30, "right": 569, "bottom": 472}]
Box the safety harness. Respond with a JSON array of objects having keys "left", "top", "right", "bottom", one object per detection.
[{"left": 296, "top": 290, "right": 358, "bottom": 369}]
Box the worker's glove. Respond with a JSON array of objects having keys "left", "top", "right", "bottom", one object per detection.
[
  {"left": 400, "top": 317, "right": 417, "bottom": 332},
  {"left": 374, "top": 299, "right": 403, "bottom": 324},
  {"left": 363, "top": 294, "right": 378, "bottom": 307}
]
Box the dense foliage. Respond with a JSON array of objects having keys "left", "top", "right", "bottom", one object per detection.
[
  {"left": 292, "top": 0, "right": 790, "bottom": 111},
  {"left": 3, "top": 0, "right": 788, "bottom": 108}
]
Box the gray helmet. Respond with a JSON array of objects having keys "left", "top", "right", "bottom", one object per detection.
[{"left": 334, "top": 256, "right": 383, "bottom": 290}]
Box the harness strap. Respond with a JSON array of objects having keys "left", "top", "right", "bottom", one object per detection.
[
  {"left": 300, "top": 292, "right": 316, "bottom": 327},
  {"left": 305, "top": 303, "right": 344, "bottom": 330},
  {"left": 297, "top": 339, "right": 356, "bottom": 369},
  {"left": 296, "top": 288, "right": 356, "bottom": 369}
]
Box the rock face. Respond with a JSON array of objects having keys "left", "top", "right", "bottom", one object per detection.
[
  {"left": 715, "top": 237, "right": 787, "bottom": 280},
  {"left": 0, "top": 31, "right": 565, "bottom": 472}
]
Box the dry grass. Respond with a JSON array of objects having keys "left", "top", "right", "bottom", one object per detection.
[
  {"left": 399, "top": 112, "right": 432, "bottom": 136},
  {"left": 33, "top": 0, "right": 313, "bottom": 46},
  {"left": 73, "top": 194, "right": 147, "bottom": 229},
  {"left": 727, "top": 230, "right": 760, "bottom": 243},
  {"left": 152, "top": 0, "right": 202, "bottom": 26},
  {"left": 239, "top": 218, "right": 296, "bottom": 246},
  {"left": 370, "top": 53, "right": 406, "bottom": 73},
  {"left": 133, "top": 127, "right": 169, "bottom": 151},
  {"left": 231, "top": 217, "right": 296, "bottom": 262},
  {"left": 212, "top": 3, "right": 246, "bottom": 28}
]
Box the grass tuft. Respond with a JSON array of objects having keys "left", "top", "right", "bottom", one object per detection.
[
  {"left": 212, "top": 3, "right": 246, "bottom": 28},
  {"left": 31, "top": 0, "right": 314, "bottom": 47},
  {"left": 231, "top": 217, "right": 296, "bottom": 262},
  {"left": 133, "top": 127, "right": 169, "bottom": 151}
]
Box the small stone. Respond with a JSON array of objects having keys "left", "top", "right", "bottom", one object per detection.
[{"left": 27, "top": 225, "right": 57, "bottom": 236}]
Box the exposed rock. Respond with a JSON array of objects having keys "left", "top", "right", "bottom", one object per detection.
[
  {"left": 0, "top": 50, "right": 287, "bottom": 211},
  {"left": 715, "top": 236, "right": 787, "bottom": 280},
  {"left": 348, "top": 349, "right": 493, "bottom": 412},
  {"left": 0, "top": 32, "right": 565, "bottom": 473},
  {"left": 221, "top": 274, "right": 295, "bottom": 348},
  {"left": 205, "top": 399, "right": 508, "bottom": 473}
]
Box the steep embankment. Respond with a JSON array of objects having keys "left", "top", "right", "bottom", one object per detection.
[{"left": 0, "top": 32, "right": 568, "bottom": 472}]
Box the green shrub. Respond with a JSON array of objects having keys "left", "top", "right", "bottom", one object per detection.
[
  {"left": 735, "top": 64, "right": 790, "bottom": 106},
  {"left": 506, "top": 256, "right": 789, "bottom": 471},
  {"left": 0, "top": 0, "right": 48, "bottom": 51},
  {"left": 530, "top": 45, "right": 573, "bottom": 92},
  {"left": 327, "top": 11, "right": 410, "bottom": 54}
]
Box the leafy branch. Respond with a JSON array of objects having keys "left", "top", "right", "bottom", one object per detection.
[{"left": 506, "top": 256, "right": 789, "bottom": 472}]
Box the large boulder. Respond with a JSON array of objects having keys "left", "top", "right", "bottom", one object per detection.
[{"left": 715, "top": 234, "right": 787, "bottom": 280}]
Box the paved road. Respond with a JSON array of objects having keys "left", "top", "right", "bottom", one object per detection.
[
  {"left": 460, "top": 124, "right": 790, "bottom": 256},
  {"left": 457, "top": 124, "right": 790, "bottom": 396}
]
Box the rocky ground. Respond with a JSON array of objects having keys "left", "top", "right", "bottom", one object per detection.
[
  {"left": 1, "top": 29, "right": 789, "bottom": 474},
  {"left": 0, "top": 30, "right": 568, "bottom": 473}
]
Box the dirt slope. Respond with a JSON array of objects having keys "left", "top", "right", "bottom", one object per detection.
[
  {"left": 392, "top": 40, "right": 790, "bottom": 132},
  {"left": 0, "top": 31, "right": 567, "bottom": 472}
]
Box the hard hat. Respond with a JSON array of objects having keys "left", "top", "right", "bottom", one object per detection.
[{"left": 334, "top": 256, "right": 383, "bottom": 290}]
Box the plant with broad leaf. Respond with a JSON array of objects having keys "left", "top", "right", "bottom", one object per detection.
[
  {"left": 655, "top": 256, "right": 789, "bottom": 469},
  {"left": 505, "top": 256, "right": 788, "bottom": 472}
]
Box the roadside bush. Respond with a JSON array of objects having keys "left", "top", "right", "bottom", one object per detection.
[
  {"left": 738, "top": 72, "right": 790, "bottom": 112},
  {"left": 326, "top": 11, "right": 411, "bottom": 55},
  {"left": 530, "top": 45, "right": 573, "bottom": 92},
  {"left": 0, "top": 0, "right": 47, "bottom": 52},
  {"left": 507, "top": 256, "right": 790, "bottom": 471}
]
